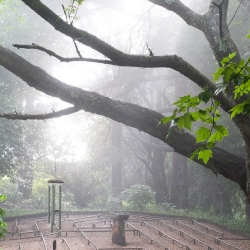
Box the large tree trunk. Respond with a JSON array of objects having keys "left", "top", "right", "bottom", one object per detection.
[
  {"left": 150, "top": 147, "right": 169, "bottom": 203},
  {"left": 246, "top": 202, "right": 250, "bottom": 221},
  {"left": 170, "top": 152, "right": 188, "bottom": 209},
  {"left": 18, "top": 95, "right": 35, "bottom": 199},
  {"left": 111, "top": 122, "right": 123, "bottom": 197},
  {"left": 213, "top": 182, "right": 232, "bottom": 215},
  {"left": 170, "top": 69, "right": 189, "bottom": 209}
]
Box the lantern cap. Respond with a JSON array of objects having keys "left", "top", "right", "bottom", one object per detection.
[{"left": 48, "top": 179, "right": 64, "bottom": 183}]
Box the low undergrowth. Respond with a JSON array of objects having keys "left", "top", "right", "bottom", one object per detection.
[
  {"left": 143, "top": 204, "right": 250, "bottom": 235},
  {"left": 3, "top": 203, "right": 250, "bottom": 236}
]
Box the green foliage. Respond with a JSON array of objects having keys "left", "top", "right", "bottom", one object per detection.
[
  {"left": 0, "top": 177, "right": 22, "bottom": 206},
  {"left": 0, "top": 194, "right": 7, "bottom": 238},
  {"left": 213, "top": 52, "right": 250, "bottom": 119},
  {"left": 162, "top": 37, "right": 250, "bottom": 164},
  {"left": 121, "top": 185, "right": 155, "bottom": 212},
  {"left": 64, "top": 0, "right": 85, "bottom": 24},
  {"left": 161, "top": 92, "right": 225, "bottom": 164},
  {"left": 31, "top": 178, "right": 51, "bottom": 209}
]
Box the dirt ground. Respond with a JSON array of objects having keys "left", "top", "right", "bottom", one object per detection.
[{"left": 0, "top": 213, "right": 250, "bottom": 250}]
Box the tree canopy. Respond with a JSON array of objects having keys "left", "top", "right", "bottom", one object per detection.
[{"left": 0, "top": 0, "right": 250, "bottom": 202}]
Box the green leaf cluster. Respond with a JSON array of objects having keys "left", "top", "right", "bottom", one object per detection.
[
  {"left": 213, "top": 50, "right": 250, "bottom": 119},
  {"left": 0, "top": 194, "right": 7, "bottom": 238},
  {"left": 65, "top": 0, "right": 85, "bottom": 24},
  {"left": 161, "top": 90, "right": 226, "bottom": 163}
]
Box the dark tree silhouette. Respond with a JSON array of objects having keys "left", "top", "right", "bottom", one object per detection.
[{"left": 0, "top": 0, "right": 249, "bottom": 202}]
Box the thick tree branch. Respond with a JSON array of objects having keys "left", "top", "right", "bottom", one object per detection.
[
  {"left": 0, "top": 45, "right": 246, "bottom": 193},
  {"left": 147, "top": 0, "right": 241, "bottom": 64},
  {"left": 147, "top": 0, "right": 205, "bottom": 30},
  {"left": 21, "top": 0, "right": 127, "bottom": 62},
  {"left": 0, "top": 106, "right": 81, "bottom": 120},
  {"left": 18, "top": 0, "right": 237, "bottom": 114},
  {"left": 205, "top": 0, "right": 241, "bottom": 62},
  {"left": 12, "top": 45, "right": 234, "bottom": 113}
]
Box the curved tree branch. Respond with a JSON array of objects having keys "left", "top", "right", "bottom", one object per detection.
[
  {"left": 147, "top": 0, "right": 205, "bottom": 30},
  {"left": 21, "top": 0, "right": 127, "bottom": 62},
  {"left": 17, "top": 0, "right": 239, "bottom": 115},
  {"left": 0, "top": 106, "right": 81, "bottom": 120},
  {"left": 148, "top": 0, "right": 240, "bottom": 63},
  {"left": 0, "top": 45, "right": 246, "bottom": 193},
  {"left": 12, "top": 47, "right": 234, "bottom": 114}
]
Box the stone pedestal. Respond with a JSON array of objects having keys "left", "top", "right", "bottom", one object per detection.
[{"left": 110, "top": 212, "right": 129, "bottom": 246}]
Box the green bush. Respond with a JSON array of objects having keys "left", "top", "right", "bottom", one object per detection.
[
  {"left": 121, "top": 185, "right": 155, "bottom": 211},
  {"left": 0, "top": 194, "right": 7, "bottom": 238},
  {"left": 0, "top": 177, "right": 22, "bottom": 206}
]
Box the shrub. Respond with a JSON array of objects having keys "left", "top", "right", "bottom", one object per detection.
[
  {"left": 0, "top": 194, "right": 7, "bottom": 238},
  {"left": 121, "top": 185, "right": 155, "bottom": 211}
]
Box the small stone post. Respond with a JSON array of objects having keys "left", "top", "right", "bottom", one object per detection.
[{"left": 110, "top": 212, "right": 129, "bottom": 246}]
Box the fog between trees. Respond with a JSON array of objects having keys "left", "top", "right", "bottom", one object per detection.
[{"left": 0, "top": 0, "right": 250, "bottom": 217}]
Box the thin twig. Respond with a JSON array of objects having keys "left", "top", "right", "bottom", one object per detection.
[
  {"left": 13, "top": 43, "right": 113, "bottom": 65},
  {"left": 73, "top": 39, "right": 83, "bottom": 58},
  {"left": 62, "top": 4, "right": 68, "bottom": 23}
]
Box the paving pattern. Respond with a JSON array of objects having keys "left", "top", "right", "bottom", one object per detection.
[{"left": 0, "top": 213, "right": 249, "bottom": 250}]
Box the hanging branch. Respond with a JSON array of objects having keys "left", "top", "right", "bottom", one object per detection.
[{"left": 73, "top": 40, "right": 83, "bottom": 58}]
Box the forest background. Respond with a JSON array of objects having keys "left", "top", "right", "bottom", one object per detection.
[{"left": 0, "top": 0, "right": 250, "bottom": 235}]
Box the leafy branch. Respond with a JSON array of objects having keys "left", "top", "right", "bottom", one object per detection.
[
  {"left": 62, "top": 0, "right": 85, "bottom": 58},
  {"left": 62, "top": 0, "right": 85, "bottom": 25},
  {"left": 162, "top": 34, "right": 250, "bottom": 164}
]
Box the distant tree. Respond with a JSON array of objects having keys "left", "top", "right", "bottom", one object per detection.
[{"left": 1, "top": 0, "right": 250, "bottom": 203}]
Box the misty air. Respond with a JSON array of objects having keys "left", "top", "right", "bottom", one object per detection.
[{"left": 0, "top": 0, "right": 250, "bottom": 249}]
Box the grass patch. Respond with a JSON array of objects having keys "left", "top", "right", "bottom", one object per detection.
[
  {"left": 3, "top": 203, "right": 250, "bottom": 235},
  {"left": 143, "top": 204, "right": 250, "bottom": 235}
]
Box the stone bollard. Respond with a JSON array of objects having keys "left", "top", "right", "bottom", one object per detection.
[{"left": 110, "top": 212, "right": 129, "bottom": 246}]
